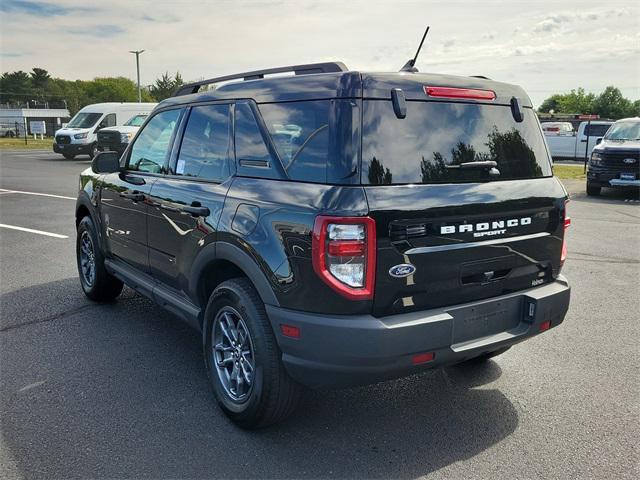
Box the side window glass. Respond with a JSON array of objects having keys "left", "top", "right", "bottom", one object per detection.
[
  {"left": 99, "top": 113, "right": 116, "bottom": 129},
  {"left": 127, "top": 109, "right": 181, "bottom": 173},
  {"left": 235, "top": 103, "right": 273, "bottom": 166},
  {"left": 175, "top": 104, "right": 232, "bottom": 182},
  {"left": 259, "top": 101, "right": 330, "bottom": 182}
]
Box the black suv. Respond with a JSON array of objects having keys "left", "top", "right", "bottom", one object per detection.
[{"left": 75, "top": 62, "right": 571, "bottom": 428}]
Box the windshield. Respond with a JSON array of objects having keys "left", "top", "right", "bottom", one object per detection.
[
  {"left": 67, "top": 112, "right": 102, "bottom": 128},
  {"left": 604, "top": 121, "right": 640, "bottom": 141},
  {"left": 362, "top": 101, "right": 552, "bottom": 184},
  {"left": 125, "top": 114, "right": 148, "bottom": 127}
]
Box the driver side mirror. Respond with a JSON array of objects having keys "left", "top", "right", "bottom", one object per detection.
[
  {"left": 92, "top": 151, "right": 121, "bottom": 174},
  {"left": 595, "top": 137, "right": 602, "bottom": 145}
]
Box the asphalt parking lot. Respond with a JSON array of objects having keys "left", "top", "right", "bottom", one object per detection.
[{"left": 1, "top": 149, "right": 638, "bottom": 480}]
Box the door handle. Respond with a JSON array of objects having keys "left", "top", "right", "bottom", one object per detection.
[
  {"left": 580, "top": 139, "right": 588, "bottom": 142},
  {"left": 120, "top": 191, "right": 145, "bottom": 202},
  {"left": 182, "top": 205, "right": 210, "bottom": 217}
]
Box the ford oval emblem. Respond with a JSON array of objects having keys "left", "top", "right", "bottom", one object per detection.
[
  {"left": 389, "top": 263, "right": 416, "bottom": 278},
  {"left": 623, "top": 158, "right": 636, "bottom": 164}
]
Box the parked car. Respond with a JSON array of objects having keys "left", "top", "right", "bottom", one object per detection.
[
  {"left": 0, "top": 124, "right": 18, "bottom": 137},
  {"left": 541, "top": 122, "right": 574, "bottom": 136},
  {"left": 76, "top": 62, "right": 570, "bottom": 428},
  {"left": 587, "top": 117, "right": 640, "bottom": 195},
  {"left": 97, "top": 113, "right": 150, "bottom": 156},
  {"left": 545, "top": 120, "right": 613, "bottom": 160},
  {"left": 53, "top": 103, "right": 157, "bottom": 159}
]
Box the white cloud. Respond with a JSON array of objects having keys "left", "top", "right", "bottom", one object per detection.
[{"left": 0, "top": 0, "right": 638, "bottom": 106}]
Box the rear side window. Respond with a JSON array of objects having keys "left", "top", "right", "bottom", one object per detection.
[
  {"left": 362, "top": 101, "right": 552, "bottom": 185},
  {"left": 175, "top": 104, "right": 232, "bottom": 182},
  {"left": 259, "top": 101, "right": 330, "bottom": 182},
  {"left": 583, "top": 124, "right": 611, "bottom": 137}
]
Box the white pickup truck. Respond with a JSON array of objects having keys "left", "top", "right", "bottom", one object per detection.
[{"left": 544, "top": 120, "right": 613, "bottom": 161}]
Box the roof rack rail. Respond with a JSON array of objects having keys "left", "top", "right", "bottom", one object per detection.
[{"left": 174, "top": 61, "right": 348, "bottom": 97}]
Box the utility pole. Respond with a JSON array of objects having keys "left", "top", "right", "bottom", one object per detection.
[{"left": 129, "top": 50, "right": 145, "bottom": 102}]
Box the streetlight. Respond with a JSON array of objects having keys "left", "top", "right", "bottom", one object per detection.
[{"left": 129, "top": 50, "right": 145, "bottom": 102}]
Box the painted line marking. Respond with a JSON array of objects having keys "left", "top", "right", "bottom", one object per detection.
[
  {"left": 0, "top": 223, "right": 69, "bottom": 239},
  {"left": 18, "top": 380, "right": 46, "bottom": 392},
  {"left": 0, "top": 188, "right": 75, "bottom": 200}
]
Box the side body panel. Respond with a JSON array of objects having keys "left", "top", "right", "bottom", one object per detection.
[{"left": 217, "top": 177, "right": 370, "bottom": 315}]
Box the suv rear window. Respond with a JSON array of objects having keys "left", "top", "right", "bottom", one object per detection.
[{"left": 362, "top": 101, "right": 551, "bottom": 185}]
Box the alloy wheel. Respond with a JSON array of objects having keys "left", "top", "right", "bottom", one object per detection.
[{"left": 212, "top": 306, "right": 255, "bottom": 402}]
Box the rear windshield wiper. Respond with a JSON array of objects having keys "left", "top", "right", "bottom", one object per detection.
[{"left": 446, "top": 161, "right": 500, "bottom": 176}]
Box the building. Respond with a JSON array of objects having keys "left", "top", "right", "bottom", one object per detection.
[{"left": 0, "top": 107, "right": 71, "bottom": 137}]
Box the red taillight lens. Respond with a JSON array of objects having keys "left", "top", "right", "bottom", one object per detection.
[
  {"left": 561, "top": 200, "right": 570, "bottom": 265},
  {"left": 312, "top": 216, "right": 376, "bottom": 300},
  {"left": 424, "top": 86, "right": 496, "bottom": 100}
]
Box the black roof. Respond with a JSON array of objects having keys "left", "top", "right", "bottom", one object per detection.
[{"left": 159, "top": 62, "right": 531, "bottom": 109}]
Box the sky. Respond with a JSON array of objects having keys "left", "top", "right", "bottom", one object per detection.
[{"left": 0, "top": 0, "right": 638, "bottom": 107}]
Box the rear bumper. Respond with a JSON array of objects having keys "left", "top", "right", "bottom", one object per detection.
[
  {"left": 53, "top": 143, "right": 91, "bottom": 155},
  {"left": 267, "top": 276, "right": 570, "bottom": 388}
]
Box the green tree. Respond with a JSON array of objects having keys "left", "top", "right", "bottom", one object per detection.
[
  {"left": 538, "top": 86, "right": 639, "bottom": 119},
  {"left": 30, "top": 68, "right": 51, "bottom": 89},
  {"left": 149, "top": 71, "right": 184, "bottom": 101},
  {"left": 592, "top": 86, "right": 634, "bottom": 119},
  {"left": 0, "top": 70, "right": 32, "bottom": 104}
]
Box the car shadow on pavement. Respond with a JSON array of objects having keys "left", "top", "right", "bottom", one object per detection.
[{"left": 1, "top": 278, "right": 519, "bottom": 479}]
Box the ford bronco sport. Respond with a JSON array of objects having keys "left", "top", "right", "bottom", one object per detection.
[{"left": 75, "top": 62, "right": 571, "bottom": 428}]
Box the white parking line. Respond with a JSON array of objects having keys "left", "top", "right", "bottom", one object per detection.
[
  {"left": 0, "top": 223, "right": 69, "bottom": 239},
  {"left": 0, "top": 188, "right": 75, "bottom": 200}
]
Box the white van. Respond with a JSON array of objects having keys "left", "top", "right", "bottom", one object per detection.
[{"left": 53, "top": 102, "right": 157, "bottom": 159}]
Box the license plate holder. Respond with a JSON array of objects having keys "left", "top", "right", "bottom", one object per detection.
[
  {"left": 451, "top": 297, "right": 522, "bottom": 344},
  {"left": 620, "top": 173, "right": 636, "bottom": 181}
]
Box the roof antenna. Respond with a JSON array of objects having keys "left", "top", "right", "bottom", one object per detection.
[{"left": 400, "top": 26, "right": 430, "bottom": 73}]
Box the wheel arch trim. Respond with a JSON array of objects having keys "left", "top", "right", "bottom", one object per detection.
[{"left": 190, "top": 241, "right": 280, "bottom": 310}]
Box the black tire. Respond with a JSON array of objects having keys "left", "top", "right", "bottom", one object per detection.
[
  {"left": 76, "top": 216, "right": 123, "bottom": 301},
  {"left": 586, "top": 182, "right": 601, "bottom": 196},
  {"left": 464, "top": 346, "right": 511, "bottom": 364},
  {"left": 63, "top": 153, "right": 75, "bottom": 160},
  {"left": 89, "top": 143, "right": 98, "bottom": 159},
  {"left": 203, "top": 278, "right": 301, "bottom": 429},
  {"left": 5, "top": 130, "right": 15, "bottom": 138}
]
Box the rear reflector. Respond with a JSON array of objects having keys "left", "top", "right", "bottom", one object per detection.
[
  {"left": 280, "top": 324, "right": 301, "bottom": 339},
  {"left": 561, "top": 200, "right": 570, "bottom": 265},
  {"left": 539, "top": 321, "right": 551, "bottom": 332},
  {"left": 424, "top": 86, "right": 496, "bottom": 100},
  {"left": 412, "top": 352, "right": 435, "bottom": 365}
]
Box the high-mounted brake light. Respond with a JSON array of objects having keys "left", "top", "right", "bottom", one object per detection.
[
  {"left": 424, "top": 86, "right": 496, "bottom": 101},
  {"left": 561, "top": 200, "right": 570, "bottom": 265},
  {"left": 312, "top": 216, "right": 376, "bottom": 300}
]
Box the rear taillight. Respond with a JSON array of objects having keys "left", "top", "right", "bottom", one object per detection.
[
  {"left": 561, "top": 200, "right": 571, "bottom": 265},
  {"left": 312, "top": 216, "right": 376, "bottom": 300}
]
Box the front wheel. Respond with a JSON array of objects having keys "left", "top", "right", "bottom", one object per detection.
[
  {"left": 203, "top": 278, "right": 301, "bottom": 429},
  {"left": 586, "top": 182, "right": 601, "bottom": 196},
  {"left": 88, "top": 143, "right": 98, "bottom": 159},
  {"left": 76, "top": 216, "right": 123, "bottom": 301}
]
